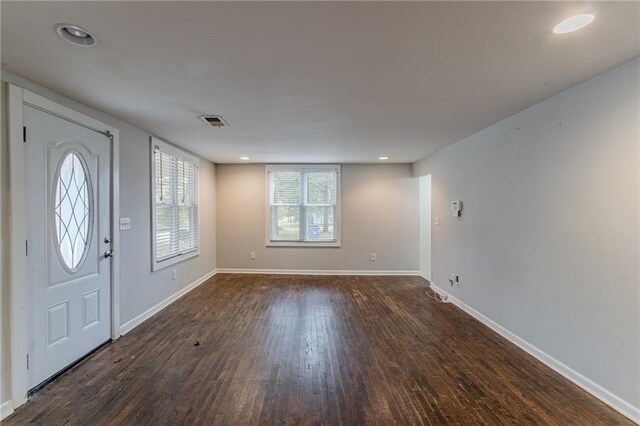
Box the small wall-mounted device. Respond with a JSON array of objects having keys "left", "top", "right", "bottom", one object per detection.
[
  {"left": 451, "top": 200, "right": 462, "bottom": 217},
  {"left": 119, "top": 217, "right": 131, "bottom": 231}
]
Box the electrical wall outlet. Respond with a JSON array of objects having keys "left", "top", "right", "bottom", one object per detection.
[
  {"left": 434, "top": 216, "right": 439, "bottom": 225},
  {"left": 370, "top": 253, "right": 377, "bottom": 261},
  {"left": 250, "top": 251, "right": 256, "bottom": 260},
  {"left": 172, "top": 269, "right": 177, "bottom": 280}
]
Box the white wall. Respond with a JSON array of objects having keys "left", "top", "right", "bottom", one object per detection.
[
  {"left": 419, "top": 175, "right": 431, "bottom": 280},
  {"left": 216, "top": 163, "right": 419, "bottom": 272},
  {"left": 0, "top": 81, "right": 11, "bottom": 413},
  {"left": 0, "top": 72, "right": 217, "bottom": 409},
  {"left": 413, "top": 59, "right": 640, "bottom": 417}
]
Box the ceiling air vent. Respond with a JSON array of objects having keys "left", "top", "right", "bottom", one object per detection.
[{"left": 199, "top": 115, "right": 229, "bottom": 128}]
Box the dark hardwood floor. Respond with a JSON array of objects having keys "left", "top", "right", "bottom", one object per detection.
[{"left": 6, "top": 274, "right": 631, "bottom": 425}]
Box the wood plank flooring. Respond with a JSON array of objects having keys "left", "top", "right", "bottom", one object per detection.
[{"left": 5, "top": 274, "right": 631, "bottom": 425}]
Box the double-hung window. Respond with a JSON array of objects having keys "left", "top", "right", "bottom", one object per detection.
[
  {"left": 151, "top": 137, "right": 199, "bottom": 270},
  {"left": 267, "top": 165, "right": 341, "bottom": 246}
]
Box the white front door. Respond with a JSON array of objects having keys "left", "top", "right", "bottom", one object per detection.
[{"left": 25, "top": 105, "right": 112, "bottom": 389}]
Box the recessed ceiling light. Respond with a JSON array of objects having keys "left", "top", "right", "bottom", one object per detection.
[
  {"left": 54, "top": 24, "right": 97, "bottom": 47},
  {"left": 379, "top": 156, "right": 389, "bottom": 160},
  {"left": 553, "top": 14, "right": 595, "bottom": 34},
  {"left": 240, "top": 156, "right": 250, "bottom": 161}
]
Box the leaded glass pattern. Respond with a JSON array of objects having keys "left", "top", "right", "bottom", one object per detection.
[{"left": 54, "top": 152, "right": 92, "bottom": 271}]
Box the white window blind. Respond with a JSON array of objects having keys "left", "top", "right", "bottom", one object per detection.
[
  {"left": 151, "top": 138, "right": 199, "bottom": 270},
  {"left": 267, "top": 165, "right": 340, "bottom": 246}
]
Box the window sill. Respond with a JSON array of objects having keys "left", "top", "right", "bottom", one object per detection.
[
  {"left": 266, "top": 241, "right": 341, "bottom": 248},
  {"left": 152, "top": 250, "right": 199, "bottom": 271}
]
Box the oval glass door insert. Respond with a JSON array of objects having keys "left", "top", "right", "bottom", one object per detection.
[{"left": 54, "top": 151, "right": 93, "bottom": 272}]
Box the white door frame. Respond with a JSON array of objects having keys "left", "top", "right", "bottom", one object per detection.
[{"left": 8, "top": 84, "right": 121, "bottom": 408}]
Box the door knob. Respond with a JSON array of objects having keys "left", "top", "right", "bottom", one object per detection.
[
  {"left": 104, "top": 249, "right": 114, "bottom": 258},
  {"left": 104, "top": 236, "right": 111, "bottom": 244}
]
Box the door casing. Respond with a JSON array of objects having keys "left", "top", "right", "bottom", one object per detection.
[{"left": 7, "top": 85, "right": 121, "bottom": 410}]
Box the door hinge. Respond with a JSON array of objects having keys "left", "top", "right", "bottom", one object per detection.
[
  {"left": 23, "top": 126, "right": 26, "bottom": 143},
  {"left": 27, "top": 353, "right": 29, "bottom": 369},
  {"left": 25, "top": 240, "right": 28, "bottom": 256}
]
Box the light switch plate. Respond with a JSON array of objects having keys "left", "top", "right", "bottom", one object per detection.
[{"left": 119, "top": 217, "right": 131, "bottom": 231}]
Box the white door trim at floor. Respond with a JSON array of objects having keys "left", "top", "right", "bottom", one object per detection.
[{"left": 8, "top": 84, "right": 121, "bottom": 409}]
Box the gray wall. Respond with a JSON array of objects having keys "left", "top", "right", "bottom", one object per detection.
[
  {"left": 216, "top": 163, "right": 419, "bottom": 271},
  {"left": 413, "top": 59, "right": 640, "bottom": 410},
  {"left": 0, "top": 72, "right": 217, "bottom": 407}
]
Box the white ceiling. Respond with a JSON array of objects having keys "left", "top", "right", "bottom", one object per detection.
[{"left": 2, "top": 1, "right": 638, "bottom": 164}]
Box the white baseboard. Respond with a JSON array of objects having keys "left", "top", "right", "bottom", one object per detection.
[
  {"left": 1, "top": 399, "right": 14, "bottom": 420},
  {"left": 430, "top": 283, "right": 640, "bottom": 424},
  {"left": 119, "top": 269, "right": 217, "bottom": 335},
  {"left": 216, "top": 268, "right": 420, "bottom": 276}
]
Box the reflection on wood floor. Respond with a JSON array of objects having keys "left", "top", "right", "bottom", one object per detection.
[{"left": 5, "top": 274, "right": 631, "bottom": 425}]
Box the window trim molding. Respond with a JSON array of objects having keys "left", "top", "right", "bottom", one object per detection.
[
  {"left": 150, "top": 136, "right": 200, "bottom": 271},
  {"left": 265, "top": 164, "right": 342, "bottom": 248}
]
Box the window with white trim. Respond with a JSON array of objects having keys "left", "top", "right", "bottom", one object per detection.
[
  {"left": 267, "top": 165, "right": 341, "bottom": 246},
  {"left": 151, "top": 137, "right": 199, "bottom": 270}
]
